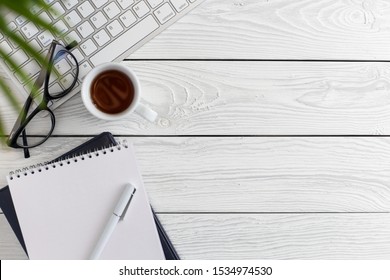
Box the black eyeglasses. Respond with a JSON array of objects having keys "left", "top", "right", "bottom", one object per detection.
[{"left": 7, "top": 40, "right": 79, "bottom": 157}]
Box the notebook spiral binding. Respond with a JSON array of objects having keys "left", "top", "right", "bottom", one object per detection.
[{"left": 9, "top": 140, "right": 129, "bottom": 180}]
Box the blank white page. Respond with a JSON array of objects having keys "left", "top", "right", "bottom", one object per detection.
[{"left": 7, "top": 143, "right": 165, "bottom": 260}]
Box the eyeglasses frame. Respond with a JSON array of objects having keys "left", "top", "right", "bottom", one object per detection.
[{"left": 7, "top": 40, "right": 79, "bottom": 151}]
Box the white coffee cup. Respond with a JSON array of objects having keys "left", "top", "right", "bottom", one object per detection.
[{"left": 81, "top": 63, "right": 158, "bottom": 122}]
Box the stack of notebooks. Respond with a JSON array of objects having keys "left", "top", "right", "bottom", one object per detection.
[{"left": 0, "top": 132, "right": 179, "bottom": 260}]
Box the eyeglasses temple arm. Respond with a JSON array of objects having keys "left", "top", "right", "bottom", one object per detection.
[
  {"left": 31, "top": 42, "right": 58, "bottom": 97},
  {"left": 8, "top": 42, "right": 57, "bottom": 143},
  {"left": 22, "top": 130, "right": 30, "bottom": 158}
]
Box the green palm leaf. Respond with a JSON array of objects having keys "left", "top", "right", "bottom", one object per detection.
[{"left": 0, "top": 0, "right": 61, "bottom": 141}]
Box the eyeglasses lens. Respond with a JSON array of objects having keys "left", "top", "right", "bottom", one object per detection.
[
  {"left": 15, "top": 110, "right": 54, "bottom": 148},
  {"left": 48, "top": 51, "right": 78, "bottom": 98}
]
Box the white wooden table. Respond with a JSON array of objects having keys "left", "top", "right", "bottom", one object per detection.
[{"left": 1, "top": 0, "right": 390, "bottom": 259}]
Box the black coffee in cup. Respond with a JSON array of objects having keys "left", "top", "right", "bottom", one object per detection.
[{"left": 90, "top": 70, "right": 134, "bottom": 114}]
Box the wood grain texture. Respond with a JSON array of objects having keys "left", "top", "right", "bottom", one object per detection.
[
  {"left": 158, "top": 213, "right": 390, "bottom": 259},
  {"left": 2, "top": 61, "right": 390, "bottom": 135},
  {"left": 1, "top": 136, "right": 390, "bottom": 212},
  {"left": 130, "top": 0, "right": 390, "bottom": 60},
  {"left": 1, "top": 213, "right": 389, "bottom": 259},
  {"left": 0, "top": 215, "right": 28, "bottom": 260},
  {"left": 1, "top": 0, "right": 390, "bottom": 261}
]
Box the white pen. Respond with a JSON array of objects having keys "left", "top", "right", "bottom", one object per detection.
[{"left": 89, "top": 183, "right": 136, "bottom": 260}]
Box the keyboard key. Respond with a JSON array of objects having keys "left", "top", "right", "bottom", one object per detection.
[
  {"left": 91, "top": 11, "right": 108, "bottom": 29},
  {"left": 44, "top": 0, "right": 55, "bottom": 4},
  {"left": 80, "top": 39, "right": 97, "bottom": 56},
  {"left": 58, "top": 40, "right": 67, "bottom": 47},
  {"left": 38, "top": 31, "right": 54, "bottom": 47},
  {"left": 154, "top": 3, "right": 175, "bottom": 24},
  {"left": 21, "top": 22, "right": 39, "bottom": 39},
  {"left": 107, "top": 20, "right": 124, "bottom": 37},
  {"left": 10, "top": 33, "right": 19, "bottom": 49},
  {"left": 104, "top": 2, "right": 121, "bottom": 19},
  {"left": 24, "top": 60, "right": 40, "bottom": 77},
  {"left": 60, "top": 73, "right": 75, "bottom": 89},
  {"left": 16, "top": 16, "right": 27, "bottom": 26},
  {"left": 49, "top": 83, "right": 63, "bottom": 94},
  {"left": 38, "top": 12, "right": 52, "bottom": 24},
  {"left": 24, "top": 85, "right": 42, "bottom": 97},
  {"left": 79, "top": 61, "right": 92, "bottom": 80},
  {"left": 8, "top": 50, "right": 28, "bottom": 68},
  {"left": 62, "top": 0, "right": 79, "bottom": 9},
  {"left": 64, "top": 11, "right": 82, "bottom": 28},
  {"left": 120, "top": 11, "right": 137, "bottom": 27},
  {"left": 78, "top": 1, "right": 94, "bottom": 18},
  {"left": 133, "top": 1, "right": 150, "bottom": 18},
  {"left": 0, "top": 41, "right": 13, "bottom": 55},
  {"left": 54, "top": 59, "right": 72, "bottom": 75},
  {"left": 147, "top": 0, "right": 163, "bottom": 8},
  {"left": 30, "top": 5, "right": 42, "bottom": 15},
  {"left": 64, "top": 31, "right": 81, "bottom": 45},
  {"left": 77, "top": 21, "right": 94, "bottom": 38},
  {"left": 93, "top": 30, "right": 110, "bottom": 46},
  {"left": 41, "top": 50, "right": 48, "bottom": 60},
  {"left": 54, "top": 20, "right": 69, "bottom": 35},
  {"left": 29, "top": 39, "right": 42, "bottom": 52},
  {"left": 66, "top": 54, "right": 76, "bottom": 66},
  {"left": 90, "top": 15, "right": 159, "bottom": 66},
  {"left": 170, "top": 0, "right": 189, "bottom": 12},
  {"left": 70, "top": 48, "right": 84, "bottom": 63},
  {"left": 15, "top": 60, "right": 40, "bottom": 83},
  {"left": 7, "top": 22, "right": 17, "bottom": 31},
  {"left": 49, "top": 3, "right": 66, "bottom": 20},
  {"left": 93, "top": 0, "right": 109, "bottom": 8},
  {"left": 118, "top": 0, "right": 134, "bottom": 9}
]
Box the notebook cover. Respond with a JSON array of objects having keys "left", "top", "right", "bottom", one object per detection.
[{"left": 0, "top": 132, "right": 179, "bottom": 260}]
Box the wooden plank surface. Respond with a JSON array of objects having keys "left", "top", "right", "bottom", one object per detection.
[
  {"left": 1, "top": 0, "right": 390, "bottom": 261},
  {"left": 1, "top": 213, "right": 389, "bottom": 260},
  {"left": 0, "top": 215, "right": 28, "bottom": 260},
  {"left": 1, "top": 137, "right": 389, "bottom": 212},
  {"left": 158, "top": 214, "right": 390, "bottom": 259},
  {"left": 1, "top": 61, "right": 390, "bottom": 135},
  {"left": 130, "top": 0, "right": 390, "bottom": 60}
]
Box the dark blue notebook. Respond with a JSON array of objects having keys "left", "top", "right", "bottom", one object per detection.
[{"left": 0, "top": 132, "right": 179, "bottom": 260}]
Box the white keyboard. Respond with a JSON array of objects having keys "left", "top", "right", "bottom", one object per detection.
[{"left": 0, "top": 0, "right": 204, "bottom": 109}]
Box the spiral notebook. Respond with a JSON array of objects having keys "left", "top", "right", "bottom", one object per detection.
[{"left": 6, "top": 142, "right": 165, "bottom": 260}]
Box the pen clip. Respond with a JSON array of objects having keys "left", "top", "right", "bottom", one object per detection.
[{"left": 119, "top": 185, "right": 136, "bottom": 220}]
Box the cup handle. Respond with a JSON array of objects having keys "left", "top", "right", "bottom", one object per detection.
[{"left": 135, "top": 103, "right": 158, "bottom": 122}]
